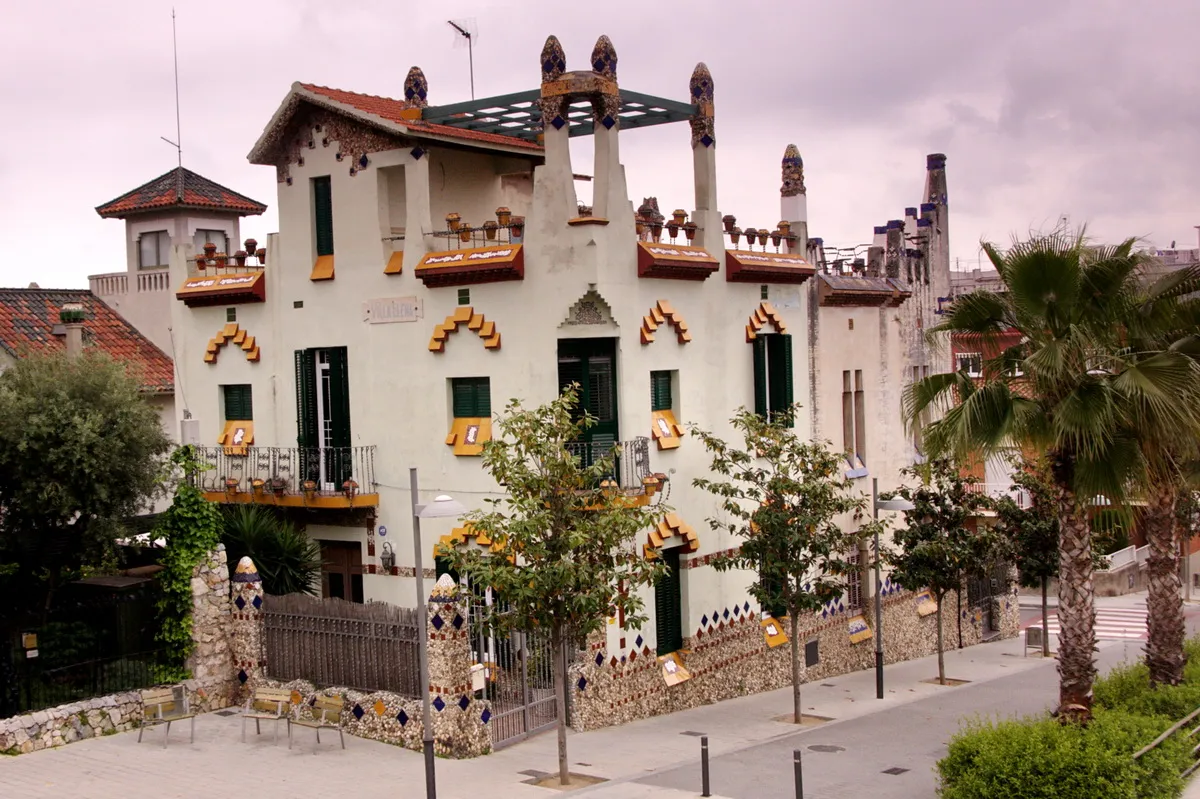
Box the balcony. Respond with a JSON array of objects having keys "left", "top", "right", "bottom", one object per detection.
[
  {"left": 192, "top": 446, "right": 378, "bottom": 508},
  {"left": 176, "top": 246, "right": 267, "bottom": 307},
  {"left": 565, "top": 437, "right": 666, "bottom": 506}
]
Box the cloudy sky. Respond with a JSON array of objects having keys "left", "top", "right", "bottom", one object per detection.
[{"left": 3, "top": 0, "right": 1197, "bottom": 288}]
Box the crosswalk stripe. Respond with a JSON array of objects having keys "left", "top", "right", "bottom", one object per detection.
[{"left": 1036, "top": 609, "right": 1149, "bottom": 641}]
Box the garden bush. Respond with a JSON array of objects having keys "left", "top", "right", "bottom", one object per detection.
[
  {"left": 938, "top": 710, "right": 1189, "bottom": 799},
  {"left": 1093, "top": 639, "right": 1200, "bottom": 721}
]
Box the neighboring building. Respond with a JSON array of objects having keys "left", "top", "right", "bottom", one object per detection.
[
  {"left": 166, "top": 34, "right": 1011, "bottom": 728},
  {"left": 90, "top": 167, "right": 267, "bottom": 354}
]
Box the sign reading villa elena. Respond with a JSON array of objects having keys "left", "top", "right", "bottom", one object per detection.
[
  {"left": 414, "top": 244, "right": 525, "bottom": 288},
  {"left": 363, "top": 296, "right": 423, "bottom": 324},
  {"left": 635, "top": 241, "right": 719, "bottom": 280},
  {"left": 175, "top": 271, "right": 266, "bottom": 306},
  {"left": 724, "top": 250, "right": 816, "bottom": 284}
]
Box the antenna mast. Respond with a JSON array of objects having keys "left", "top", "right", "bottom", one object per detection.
[
  {"left": 160, "top": 8, "right": 183, "bottom": 166},
  {"left": 447, "top": 20, "right": 475, "bottom": 100}
]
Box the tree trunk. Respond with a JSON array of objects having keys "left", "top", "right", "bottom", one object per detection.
[
  {"left": 1041, "top": 576, "right": 1050, "bottom": 658},
  {"left": 790, "top": 611, "right": 802, "bottom": 724},
  {"left": 552, "top": 625, "right": 570, "bottom": 786},
  {"left": 936, "top": 600, "right": 946, "bottom": 685},
  {"left": 1145, "top": 481, "right": 1186, "bottom": 685},
  {"left": 956, "top": 588, "right": 962, "bottom": 650},
  {"left": 1054, "top": 477, "right": 1096, "bottom": 722}
]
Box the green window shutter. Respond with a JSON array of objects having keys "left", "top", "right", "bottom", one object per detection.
[
  {"left": 295, "top": 350, "right": 317, "bottom": 448},
  {"left": 223, "top": 385, "right": 253, "bottom": 420},
  {"left": 655, "top": 548, "right": 683, "bottom": 656},
  {"left": 452, "top": 378, "right": 491, "bottom": 417},
  {"left": 650, "top": 371, "right": 673, "bottom": 412},
  {"left": 767, "top": 334, "right": 795, "bottom": 426},
  {"left": 752, "top": 336, "right": 768, "bottom": 418},
  {"left": 327, "top": 347, "right": 351, "bottom": 448},
  {"left": 313, "top": 176, "right": 334, "bottom": 256}
]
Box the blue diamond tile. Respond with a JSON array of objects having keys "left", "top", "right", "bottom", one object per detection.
[
  {"left": 700, "top": 134, "right": 714, "bottom": 147},
  {"left": 551, "top": 116, "right": 566, "bottom": 130},
  {"left": 358, "top": 154, "right": 369, "bottom": 169},
  {"left": 452, "top": 613, "right": 464, "bottom": 630},
  {"left": 397, "top": 709, "right": 409, "bottom": 726},
  {"left": 286, "top": 177, "right": 293, "bottom": 186},
  {"left": 744, "top": 602, "right": 751, "bottom": 613},
  {"left": 234, "top": 596, "right": 246, "bottom": 610},
  {"left": 481, "top": 708, "right": 491, "bottom": 724},
  {"left": 431, "top": 614, "right": 444, "bottom": 630},
  {"left": 621, "top": 655, "right": 626, "bottom": 663},
  {"left": 733, "top": 604, "right": 741, "bottom": 616},
  {"left": 821, "top": 609, "right": 828, "bottom": 619},
  {"left": 593, "top": 58, "right": 605, "bottom": 72},
  {"left": 701, "top": 614, "right": 709, "bottom": 627},
  {"left": 458, "top": 695, "right": 470, "bottom": 711},
  {"left": 237, "top": 669, "right": 248, "bottom": 684},
  {"left": 433, "top": 696, "right": 445, "bottom": 712},
  {"left": 410, "top": 146, "right": 425, "bottom": 160},
  {"left": 251, "top": 595, "right": 262, "bottom": 610},
  {"left": 595, "top": 652, "right": 604, "bottom": 666},
  {"left": 335, "top": 152, "right": 344, "bottom": 162},
  {"left": 352, "top": 704, "right": 364, "bottom": 720},
  {"left": 601, "top": 115, "right": 615, "bottom": 130},
  {"left": 577, "top": 677, "right": 587, "bottom": 691},
  {"left": 635, "top": 634, "right": 644, "bottom": 648},
  {"left": 723, "top": 608, "right": 730, "bottom": 620}
]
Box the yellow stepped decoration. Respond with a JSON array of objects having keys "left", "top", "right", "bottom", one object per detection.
[
  {"left": 643, "top": 513, "right": 700, "bottom": 560},
  {"left": 744, "top": 301, "right": 788, "bottom": 342},
  {"left": 640, "top": 299, "right": 692, "bottom": 345},
  {"left": 204, "top": 323, "right": 261, "bottom": 364},
  {"left": 428, "top": 306, "right": 502, "bottom": 352}
]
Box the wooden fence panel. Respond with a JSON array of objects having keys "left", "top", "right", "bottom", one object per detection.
[{"left": 262, "top": 594, "right": 420, "bottom": 698}]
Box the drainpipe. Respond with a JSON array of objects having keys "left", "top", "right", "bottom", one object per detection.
[{"left": 60, "top": 303, "right": 85, "bottom": 358}]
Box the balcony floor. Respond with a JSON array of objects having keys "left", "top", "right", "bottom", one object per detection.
[{"left": 203, "top": 491, "right": 380, "bottom": 509}]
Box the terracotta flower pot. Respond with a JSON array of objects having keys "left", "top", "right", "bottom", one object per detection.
[
  {"left": 666, "top": 220, "right": 680, "bottom": 239},
  {"left": 650, "top": 221, "right": 663, "bottom": 242},
  {"left": 672, "top": 209, "right": 687, "bottom": 225},
  {"left": 730, "top": 227, "right": 742, "bottom": 246},
  {"left": 757, "top": 229, "right": 769, "bottom": 247},
  {"left": 244, "top": 238, "right": 257, "bottom": 254},
  {"left": 483, "top": 221, "right": 499, "bottom": 241},
  {"left": 495, "top": 207, "right": 511, "bottom": 227},
  {"left": 234, "top": 250, "right": 248, "bottom": 267},
  {"left": 510, "top": 217, "right": 525, "bottom": 239},
  {"left": 771, "top": 230, "right": 782, "bottom": 248},
  {"left": 446, "top": 213, "right": 461, "bottom": 232},
  {"left": 255, "top": 248, "right": 267, "bottom": 264},
  {"left": 722, "top": 214, "right": 736, "bottom": 233},
  {"left": 203, "top": 242, "right": 218, "bottom": 258},
  {"left": 683, "top": 222, "right": 697, "bottom": 242},
  {"left": 459, "top": 225, "right": 472, "bottom": 243}
]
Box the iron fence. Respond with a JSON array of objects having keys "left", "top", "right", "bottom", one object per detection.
[
  {"left": 190, "top": 446, "right": 376, "bottom": 497},
  {"left": 4, "top": 650, "right": 164, "bottom": 717},
  {"left": 565, "top": 437, "right": 651, "bottom": 490},
  {"left": 261, "top": 593, "right": 420, "bottom": 697}
]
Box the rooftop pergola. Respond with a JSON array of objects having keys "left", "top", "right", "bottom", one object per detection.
[{"left": 419, "top": 89, "right": 698, "bottom": 142}]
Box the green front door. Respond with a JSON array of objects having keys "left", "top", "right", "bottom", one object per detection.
[{"left": 557, "top": 338, "right": 619, "bottom": 468}]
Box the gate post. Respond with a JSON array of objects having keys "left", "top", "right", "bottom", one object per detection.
[
  {"left": 229, "top": 556, "right": 265, "bottom": 706},
  {"left": 427, "top": 574, "right": 492, "bottom": 757},
  {"left": 187, "top": 545, "right": 234, "bottom": 709}
]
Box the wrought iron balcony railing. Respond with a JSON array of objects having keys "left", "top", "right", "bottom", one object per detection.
[
  {"left": 565, "top": 437, "right": 652, "bottom": 492},
  {"left": 191, "top": 446, "right": 377, "bottom": 505}
]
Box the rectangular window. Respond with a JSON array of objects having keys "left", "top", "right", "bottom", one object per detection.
[
  {"left": 854, "top": 369, "right": 866, "bottom": 463},
  {"left": 842, "top": 370, "right": 866, "bottom": 466},
  {"left": 193, "top": 229, "right": 228, "bottom": 254},
  {"left": 655, "top": 548, "right": 683, "bottom": 656},
  {"left": 222, "top": 384, "right": 253, "bottom": 420},
  {"left": 295, "top": 347, "right": 351, "bottom": 487},
  {"left": 451, "top": 377, "right": 491, "bottom": 418},
  {"left": 312, "top": 176, "right": 335, "bottom": 256},
  {"left": 956, "top": 352, "right": 982, "bottom": 377},
  {"left": 650, "top": 370, "right": 673, "bottom": 412},
  {"left": 842, "top": 370, "right": 854, "bottom": 459},
  {"left": 457, "top": 288, "right": 470, "bottom": 306},
  {"left": 752, "top": 333, "right": 794, "bottom": 425},
  {"left": 845, "top": 551, "right": 862, "bottom": 610},
  {"left": 138, "top": 230, "right": 170, "bottom": 269}
]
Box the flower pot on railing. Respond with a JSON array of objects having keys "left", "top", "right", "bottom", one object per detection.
[
  {"left": 195, "top": 256, "right": 206, "bottom": 272},
  {"left": 233, "top": 250, "right": 248, "bottom": 267},
  {"left": 446, "top": 212, "right": 461, "bottom": 233},
  {"left": 722, "top": 214, "right": 736, "bottom": 233},
  {"left": 269, "top": 477, "right": 288, "bottom": 496},
  {"left": 251, "top": 478, "right": 266, "bottom": 496},
  {"left": 666, "top": 220, "right": 680, "bottom": 239},
  {"left": 244, "top": 238, "right": 257, "bottom": 255},
  {"left": 757, "top": 229, "right": 769, "bottom": 247},
  {"left": 683, "top": 222, "right": 697, "bottom": 243},
  {"left": 342, "top": 479, "right": 359, "bottom": 501},
  {"left": 302, "top": 480, "right": 317, "bottom": 500},
  {"left": 255, "top": 248, "right": 267, "bottom": 265},
  {"left": 203, "top": 242, "right": 218, "bottom": 258},
  {"left": 483, "top": 221, "right": 499, "bottom": 241},
  {"left": 495, "top": 207, "right": 511, "bottom": 227},
  {"left": 224, "top": 477, "right": 239, "bottom": 494},
  {"left": 650, "top": 221, "right": 663, "bottom": 242},
  {"left": 671, "top": 209, "right": 687, "bottom": 226},
  {"left": 458, "top": 225, "right": 472, "bottom": 244},
  {"left": 510, "top": 216, "right": 525, "bottom": 240},
  {"left": 212, "top": 254, "right": 227, "bottom": 269},
  {"left": 730, "top": 226, "right": 742, "bottom": 246}
]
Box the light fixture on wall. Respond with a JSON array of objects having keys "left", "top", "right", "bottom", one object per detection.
[{"left": 380, "top": 542, "right": 395, "bottom": 572}]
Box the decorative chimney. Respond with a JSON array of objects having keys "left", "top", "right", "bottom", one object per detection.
[{"left": 59, "top": 302, "right": 85, "bottom": 358}]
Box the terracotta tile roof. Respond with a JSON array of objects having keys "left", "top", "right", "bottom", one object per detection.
[
  {"left": 0, "top": 289, "right": 174, "bottom": 393},
  {"left": 298, "top": 84, "right": 544, "bottom": 152},
  {"left": 95, "top": 167, "right": 267, "bottom": 219}
]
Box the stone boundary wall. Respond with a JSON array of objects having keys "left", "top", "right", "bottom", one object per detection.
[{"left": 568, "top": 583, "right": 1020, "bottom": 732}]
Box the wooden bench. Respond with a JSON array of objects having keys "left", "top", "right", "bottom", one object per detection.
[
  {"left": 242, "top": 687, "right": 293, "bottom": 743},
  {"left": 287, "top": 693, "right": 345, "bottom": 751},
  {"left": 138, "top": 686, "right": 195, "bottom": 748}
]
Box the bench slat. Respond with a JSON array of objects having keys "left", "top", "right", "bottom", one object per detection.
[
  {"left": 141, "top": 688, "right": 175, "bottom": 704},
  {"left": 253, "top": 688, "right": 292, "bottom": 701}
]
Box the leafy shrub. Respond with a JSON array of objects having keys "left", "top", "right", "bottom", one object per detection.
[
  {"left": 221, "top": 505, "right": 322, "bottom": 596},
  {"left": 938, "top": 710, "right": 1188, "bottom": 799},
  {"left": 1094, "top": 640, "right": 1200, "bottom": 721}
]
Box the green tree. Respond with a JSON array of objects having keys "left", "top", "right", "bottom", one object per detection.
[
  {"left": 0, "top": 351, "right": 171, "bottom": 615},
  {"left": 993, "top": 456, "right": 1060, "bottom": 657},
  {"left": 692, "top": 407, "right": 862, "bottom": 724},
  {"left": 438, "top": 386, "right": 665, "bottom": 786},
  {"left": 887, "top": 460, "right": 1001, "bottom": 685},
  {"left": 221, "top": 505, "right": 323, "bottom": 596},
  {"left": 905, "top": 230, "right": 1200, "bottom": 719}
]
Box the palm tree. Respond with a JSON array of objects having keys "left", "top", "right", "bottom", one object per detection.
[{"left": 905, "top": 230, "right": 1200, "bottom": 720}]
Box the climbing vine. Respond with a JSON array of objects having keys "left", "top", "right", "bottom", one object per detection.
[{"left": 153, "top": 446, "right": 223, "bottom": 683}]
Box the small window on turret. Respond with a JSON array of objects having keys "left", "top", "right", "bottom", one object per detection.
[
  {"left": 138, "top": 231, "right": 170, "bottom": 269},
  {"left": 760, "top": 285, "right": 769, "bottom": 300}
]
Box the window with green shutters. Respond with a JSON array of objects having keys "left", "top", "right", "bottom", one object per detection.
[
  {"left": 222, "top": 384, "right": 253, "bottom": 420},
  {"left": 752, "top": 333, "right": 794, "bottom": 426},
  {"left": 650, "top": 370, "right": 673, "bottom": 412},
  {"left": 312, "top": 176, "right": 334, "bottom": 256},
  {"left": 451, "top": 377, "right": 491, "bottom": 418},
  {"left": 655, "top": 548, "right": 683, "bottom": 656}
]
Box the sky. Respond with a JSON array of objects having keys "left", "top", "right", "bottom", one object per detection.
[{"left": 2, "top": 0, "right": 1198, "bottom": 289}]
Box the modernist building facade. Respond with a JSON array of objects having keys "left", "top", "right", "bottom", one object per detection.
[{"left": 166, "top": 35, "right": 997, "bottom": 704}]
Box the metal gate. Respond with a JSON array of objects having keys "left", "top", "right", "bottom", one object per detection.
[
  {"left": 469, "top": 592, "right": 558, "bottom": 749},
  {"left": 967, "top": 564, "right": 1010, "bottom": 635}
]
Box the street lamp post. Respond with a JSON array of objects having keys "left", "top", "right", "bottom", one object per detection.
[
  {"left": 409, "top": 468, "right": 467, "bottom": 799},
  {"left": 871, "top": 476, "right": 915, "bottom": 699}
]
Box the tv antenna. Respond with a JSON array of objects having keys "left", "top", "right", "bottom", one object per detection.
[
  {"left": 447, "top": 19, "right": 478, "bottom": 100},
  {"left": 160, "top": 8, "right": 183, "bottom": 166}
]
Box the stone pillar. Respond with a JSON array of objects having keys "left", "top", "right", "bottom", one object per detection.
[
  {"left": 186, "top": 545, "right": 234, "bottom": 709},
  {"left": 229, "top": 556, "right": 265, "bottom": 705},
  {"left": 780, "top": 144, "right": 807, "bottom": 255},
  {"left": 688, "top": 63, "right": 720, "bottom": 250},
  {"left": 534, "top": 35, "right": 578, "bottom": 225},
  {"left": 590, "top": 35, "right": 622, "bottom": 221},
  {"left": 426, "top": 574, "right": 490, "bottom": 757}
]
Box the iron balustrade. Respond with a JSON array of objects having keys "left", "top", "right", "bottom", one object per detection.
[
  {"left": 190, "top": 445, "right": 376, "bottom": 497},
  {"left": 564, "top": 437, "right": 651, "bottom": 491}
]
